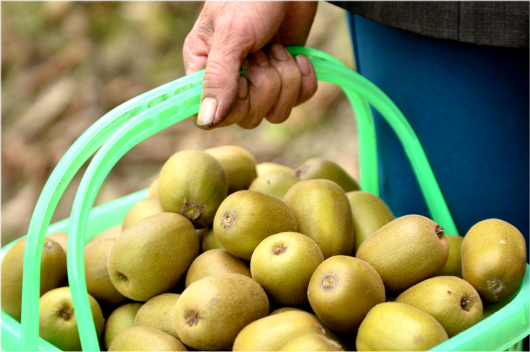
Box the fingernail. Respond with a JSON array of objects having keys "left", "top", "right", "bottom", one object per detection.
[
  {"left": 271, "top": 44, "right": 290, "bottom": 61},
  {"left": 238, "top": 76, "right": 248, "bottom": 100},
  {"left": 296, "top": 55, "right": 311, "bottom": 77},
  {"left": 252, "top": 50, "right": 270, "bottom": 67},
  {"left": 197, "top": 97, "right": 217, "bottom": 126}
]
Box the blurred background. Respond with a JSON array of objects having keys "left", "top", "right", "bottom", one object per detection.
[{"left": 2, "top": 1, "right": 357, "bottom": 245}]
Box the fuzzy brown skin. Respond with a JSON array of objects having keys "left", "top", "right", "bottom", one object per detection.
[
  {"left": 90, "top": 225, "right": 122, "bottom": 243},
  {"left": 39, "top": 287, "right": 105, "bottom": 351},
  {"left": 104, "top": 303, "right": 143, "bottom": 350},
  {"left": 307, "top": 256, "right": 385, "bottom": 334},
  {"left": 109, "top": 326, "right": 187, "bottom": 351},
  {"left": 280, "top": 333, "right": 344, "bottom": 351},
  {"left": 185, "top": 249, "right": 251, "bottom": 288},
  {"left": 233, "top": 310, "right": 325, "bottom": 351},
  {"left": 256, "top": 162, "right": 295, "bottom": 177},
  {"left": 45, "top": 232, "right": 68, "bottom": 254},
  {"left": 356, "top": 302, "right": 448, "bottom": 351},
  {"left": 214, "top": 190, "right": 298, "bottom": 260},
  {"left": 175, "top": 274, "right": 269, "bottom": 351},
  {"left": 248, "top": 172, "right": 300, "bottom": 200},
  {"left": 439, "top": 235, "right": 464, "bottom": 278},
  {"left": 269, "top": 308, "right": 348, "bottom": 350},
  {"left": 294, "top": 158, "right": 360, "bottom": 192},
  {"left": 134, "top": 293, "right": 181, "bottom": 339},
  {"left": 356, "top": 215, "right": 449, "bottom": 292},
  {"left": 283, "top": 180, "right": 354, "bottom": 259},
  {"left": 205, "top": 145, "right": 258, "bottom": 194},
  {"left": 251, "top": 232, "right": 324, "bottom": 306},
  {"left": 201, "top": 227, "right": 224, "bottom": 252},
  {"left": 147, "top": 178, "right": 159, "bottom": 198},
  {"left": 85, "top": 239, "right": 128, "bottom": 307},
  {"left": 1, "top": 238, "right": 67, "bottom": 321},
  {"left": 346, "top": 191, "right": 395, "bottom": 255},
  {"left": 122, "top": 198, "right": 163, "bottom": 230},
  {"left": 462, "top": 219, "right": 527, "bottom": 302},
  {"left": 396, "top": 276, "right": 483, "bottom": 337},
  {"left": 158, "top": 150, "right": 228, "bottom": 229},
  {"left": 107, "top": 212, "right": 200, "bottom": 301}
]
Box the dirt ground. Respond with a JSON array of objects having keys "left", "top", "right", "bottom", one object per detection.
[{"left": 1, "top": 1, "right": 359, "bottom": 244}]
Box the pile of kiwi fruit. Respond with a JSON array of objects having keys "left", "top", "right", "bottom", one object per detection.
[{"left": 1, "top": 145, "right": 527, "bottom": 351}]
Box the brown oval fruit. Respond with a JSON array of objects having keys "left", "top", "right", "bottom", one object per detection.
[
  {"left": 283, "top": 180, "right": 354, "bottom": 259},
  {"left": 294, "top": 158, "right": 360, "bottom": 192},
  {"left": 438, "top": 235, "right": 464, "bottom": 277},
  {"left": 158, "top": 150, "right": 228, "bottom": 228},
  {"left": 396, "top": 276, "right": 483, "bottom": 337},
  {"left": 307, "top": 256, "right": 385, "bottom": 334},
  {"left": 214, "top": 190, "right": 297, "bottom": 260},
  {"left": 462, "top": 219, "right": 527, "bottom": 302},
  {"left": 356, "top": 302, "right": 448, "bottom": 351},
  {"left": 107, "top": 212, "right": 199, "bottom": 301},
  {"left": 205, "top": 145, "right": 258, "bottom": 193},
  {"left": 134, "top": 293, "right": 181, "bottom": 339},
  {"left": 185, "top": 249, "right": 251, "bottom": 287},
  {"left": 1, "top": 238, "right": 66, "bottom": 321},
  {"left": 233, "top": 311, "right": 325, "bottom": 351},
  {"left": 251, "top": 232, "right": 324, "bottom": 306},
  {"left": 122, "top": 198, "right": 163, "bottom": 230},
  {"left": 356, "top": 215, "right": 449, "bottom": 292},
  {"left": 109, "top": 326, "right": 187, "bottom": 351},
  {"left": 174, "top": 274, "right": 269, "bottom": 351}
]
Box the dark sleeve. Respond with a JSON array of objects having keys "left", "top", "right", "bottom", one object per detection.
[{"left": 329, "top": 1, "right": 529, "bottom": 48}]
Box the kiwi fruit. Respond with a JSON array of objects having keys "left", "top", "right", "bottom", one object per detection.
[
  {"left": 174, "top": 274, "right": 269, "bottom": 351},
  {"left": 462, "top": 219, "right": 527, "bottom": 302},
  {"left": 346, "top": 191, "right": 394, "bottom": 254},
  {"left": 248, "top": 172, "right": 299, "bottom": 199},
  {"left": 104, "top": 303, "right": 143, "bottom": 350},
  {"left": 439, "top": 235, "right": 464, "bottom": 277},
  {"left": 205, "top": 145, "right": 258, "bottom": 193},
  {"left": 2, "top": 238, "right": 66, "bottom": 321},
  {"left": 356, "top": 215, "right": 449, "bottom": 292},
  {"left": 158, "top": 150, "right": 228, "bottom": 228},
  {"left": 307, "top": 256, "right": 385, "bottom": 334},
  {"left": 147, "top": 178, "right": 159, "bottom": 198},
  {"left": 109, "top": 326, "right": 187, "bottom": 351},
  {"left": 122, "top": 198, "right": 163, "bottom": 230},
  {"left": 270, "top": 308, "right": 347, "bottom": 350},
  {"left": 84, "top": 238, "right": 128, "bottom": 307},
  {"left": 214, "top": 190, "right": 297, "bottom": 260},
  {"left": 356, "top": 302, "right": 448, "bottom": 351},
  {"left": 294, "top": 158, "right": 360, "bottom": 192},
  {"left": 185, "top": 249, "right": 251, "bottom": 287},
  {"left": 90, "top": 225, "right": 121, "bottom": 243},
  {"left": 107, "top": 212, "right": 199, "bottom": 301},
  {"left": 201, "top": 227, "right": 224, "bottom": 251},
  {"left": 134, "top": 293, "right": 181, "bottom": 339},
  {"left": 256, "top": 162, "right": 295, "bottom": 177},
  {"left": 39, "top": 287, "right": 105, "bottom": 351},
  {"left": 280, "top": 334, "right": 344, "bottom": 351},
  {"left": 283, "top": 179, "right": 354, "bottom": 259},
  {"left": 250, "top": 232, "right": 324, "bottom": 306},
  {"left": 45, "top": 232, "right": 68, "bottom": 254},
  {"left": 396, "top": 276, "right": 483, "bottom": 337},
  {"left": 233, "top": 310, "right": 325, "bottom": 351}
]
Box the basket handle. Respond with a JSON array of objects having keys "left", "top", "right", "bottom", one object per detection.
[{"left": 21, "top": 47, "right": 457, "bottom": 351}]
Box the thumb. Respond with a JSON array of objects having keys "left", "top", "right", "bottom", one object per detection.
[{"left": 196, "top": 26, "right": 252, "bottom": 127}]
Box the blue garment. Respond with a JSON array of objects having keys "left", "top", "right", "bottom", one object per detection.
[{"left": 348, "top": 14, "right": 529, "bottom": 250}]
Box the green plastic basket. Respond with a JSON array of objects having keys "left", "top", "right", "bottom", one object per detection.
[{"left": 1, "top": 47, "right": 528, "bottom": 351}]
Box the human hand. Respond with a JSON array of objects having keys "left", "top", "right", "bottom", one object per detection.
[{"left": 183, "top": 1, "right": 318, "bottom": 129}]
